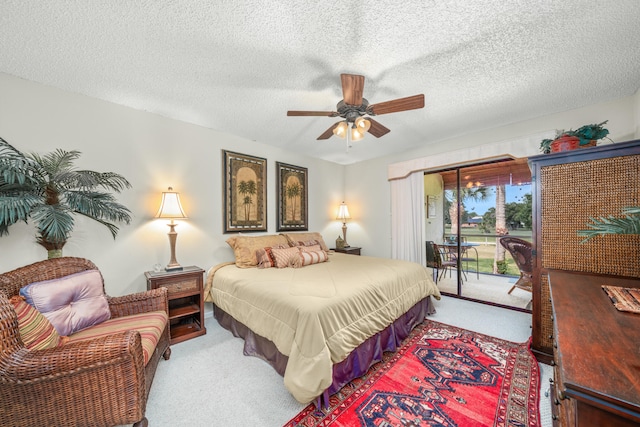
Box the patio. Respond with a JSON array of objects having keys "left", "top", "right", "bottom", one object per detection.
[{"left": 432, "top": 269, "right": 532, "bottom": 310}]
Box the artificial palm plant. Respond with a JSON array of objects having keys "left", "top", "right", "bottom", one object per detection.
[
  {"left": 0, "top": 137, "right": 132, "bottom": 258},
  {"left": 577, "top": 207, "right": 640, "bottom": 242}
]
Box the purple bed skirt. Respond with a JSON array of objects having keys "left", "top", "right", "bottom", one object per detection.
[{"left": 213, "top": 296, "right": 436, "bottom": 407}]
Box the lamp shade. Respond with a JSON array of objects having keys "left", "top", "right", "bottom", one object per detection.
[
  {"left": 156, "top": 187, "right": 187, "bottom": 219},
  {"left": 336, "top": 202, "right": 351, "bottom": 221},
  {"left": 355, "top": 117, "right": 371, "bottom": 133},
  {"left": 333, "top": 121, "right": 348, "bottom": 139},
  {"left": 350, "top": 125, "right": 364, "bottom": 142}
]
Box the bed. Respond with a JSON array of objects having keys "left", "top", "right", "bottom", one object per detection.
[{"left": 204, "top": 233, "right": 441, "bottom": 404}]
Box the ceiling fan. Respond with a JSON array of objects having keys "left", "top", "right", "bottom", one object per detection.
[{"left": 287, "top": 73, "right": 425, "bottom": 141}]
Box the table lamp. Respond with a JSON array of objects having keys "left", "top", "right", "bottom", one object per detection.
[
  {"left": 156, "top": 187, "right": 187, "bottom": 271},
  {"left": 336, "top": 201, "right": 351, "bottom": 248}
]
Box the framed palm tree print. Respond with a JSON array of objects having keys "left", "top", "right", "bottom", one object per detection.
[
  {"left": 276, "top": 162, "right": 308, "bottom": 231},
  {"left": 222, "top": 150, "right": 267, "bottom": 233}
]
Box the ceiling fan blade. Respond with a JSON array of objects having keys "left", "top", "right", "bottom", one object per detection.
[
  {"left": 317, "top": 122, "right": 341, "bottom": 140},
  {"left": 367, "top": 118, "right": 391, "bottom": 138},
  {"left": 341, "top": 74, "right": 365, "bottom": 106},
  {"left": 287, "top": 110, "right": 337, "bottom": 116},
  {"left": 368, "top": 94, "right": 425, "bottom": 115}
]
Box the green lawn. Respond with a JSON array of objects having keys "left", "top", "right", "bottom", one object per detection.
[{"left": 443, "top": 227, "right": 532, "bottom": 276}]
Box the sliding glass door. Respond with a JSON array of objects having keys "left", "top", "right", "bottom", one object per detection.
[{"left": 425, "top": 159, "right": 533, "bottom": 311}]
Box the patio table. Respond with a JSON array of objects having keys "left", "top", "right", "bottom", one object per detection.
[{"left": 439, "top": 241, "right": 480, "bottom": 280}]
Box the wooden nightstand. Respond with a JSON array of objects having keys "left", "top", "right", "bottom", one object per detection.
[
  {"left": 145, "top": 266, "right": 206, "bottom": 344},
  {"left": 332, "top": 246, "right": 361, "bottom": 256}
]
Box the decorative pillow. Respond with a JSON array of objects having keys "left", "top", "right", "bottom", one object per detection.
[
  {"left": 299, "top": 244, "right": 322, "bottom": 252},
  {"left": 9, "top": 295, "right": 65, "bottom": 350},
  {"left": 281, "top": 232, "right": 329, "bottom": 251},
  {"left": 256, "top": 245, "right": 287, "bottom": 269},
  {"left": 226, "top": 234, "right": 290, "bottom": 268},
  {"left": 20, "top": 270, "right": 111, "bottom": 336},
  {"left": 270, "top": 246, "right": 301, "bottom": 268},
  {"left": 290, "top": 249, "right": 329, "bottom": 268}
]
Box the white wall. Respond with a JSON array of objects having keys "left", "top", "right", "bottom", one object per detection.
[
  {"left": 0, "top": 73, "right": 345, "bottom": 296},
  {"left": 634, "top": 89, "right": 640, "bottom": 138},
  {"left": 345, "top": 95, "right": 639, "bottom": 259},
  {"left": 3, "top": 73, "right": 637, "bottom": 289}
]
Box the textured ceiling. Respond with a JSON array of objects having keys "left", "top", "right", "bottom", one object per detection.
[{"left": 2, "top": 1, "right": 640, "bottom": 165}]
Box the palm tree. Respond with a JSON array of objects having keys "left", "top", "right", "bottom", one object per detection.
[
  {"left": 286, "top": 182, "right": 301, "bottom": 221},
  {"left": 493, "top": 184, "right": 507, "bottom": 274},
  {"left": 446, "top": 187, "right": 489, "bottom": 236},
  {"left": 0, "top": 137, "right": 132, "bottom": 258},
  {"left": 237, "top": 180, "right": 256, "bottom": 221}
]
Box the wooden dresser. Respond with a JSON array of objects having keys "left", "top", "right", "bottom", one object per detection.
[
  {"left": 549, "top": 270, "right": 640, "bottom": 426},
  {"left": 528, "top": 139, "right": 640, "bottom": 363}
]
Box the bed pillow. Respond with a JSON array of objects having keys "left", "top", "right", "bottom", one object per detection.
[
  {"left": 9, "top": 295, "right": 65, "bottom": 350},
  {"left": 226, "top": 234, "right": 290, "bottom": 268},
  {"left": 270, "top": 246, "right": 302, "bottom": 268},
  {"left": 256, "top": 245, "right": 287, "bottom": 269},
  {"left": 281, "top": 232, "right": 329, "bottom": 251},
  {"left": 290, "top": 249, "right": 329, "bottom": 268},
  {"left": 299, "top": 244, "right": 322, "bottom": 252},
  {"left": 20, "top": 270, "right": 111, "bottom": 336}
]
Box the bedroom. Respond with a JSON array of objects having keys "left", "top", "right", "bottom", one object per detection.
[{"left": 1, "top": 2, "right": 640, "bottom": 426}]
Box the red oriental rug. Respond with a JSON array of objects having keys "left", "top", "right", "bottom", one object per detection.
[{"left": 284, "top": 320, "right": 540, "bottom": 427}]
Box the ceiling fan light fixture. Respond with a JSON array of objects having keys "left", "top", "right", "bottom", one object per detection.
[
  {"left": 287, "top": 73, "right": 424, "bottom": 142},
  {"left": 350, "top": 125, "right": 364, "bottom": 142},
  {"left": 333, "top": 121, "right": 348, "bottom": 139},
  {"left": 355, "top": 117, "right": 371, "bottom": 132}
]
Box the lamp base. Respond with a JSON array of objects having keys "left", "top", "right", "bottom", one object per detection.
[
  {"left": 165, "top": 222, "right": 182, "bottom": 272},
  {"left": 341, "top": 223, "right": 349, "bottom": 248}
]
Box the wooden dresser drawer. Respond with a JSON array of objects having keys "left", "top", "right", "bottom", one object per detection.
[
  {"left": 551, "top": 364, "right": 574, "bottom": 426},
  {"left": 162, "top": 277, "right": 199, "bottom": 295}
]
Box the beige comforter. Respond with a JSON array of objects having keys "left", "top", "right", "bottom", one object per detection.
[{"left": 206, "top": 253, "right": 440, "bottom": 403}]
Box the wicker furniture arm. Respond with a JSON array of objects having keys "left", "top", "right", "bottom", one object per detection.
[
  {"left": 1, "top": 329, "right": 144, "bottom": 381},
  {"left": 0, "top": 257, "right": 171, "bottom": 427},
  {"left": 108, "top": 287, "right": 169, "bottom": 318}
]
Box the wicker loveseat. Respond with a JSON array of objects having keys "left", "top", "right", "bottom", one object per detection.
[{"left": 0, "top": 257, "right": 171, "bottom": 427}]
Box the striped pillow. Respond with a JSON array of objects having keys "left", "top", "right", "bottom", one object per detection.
[
  {"left": 290, "top": 249, "right": 329, "bottom": 268},
  {"left": 270, "top": 246, "right": 301, "bottom": 268},
  {"left": 256, "top": 245, "right": 287, "bottom": 269},
  {"left": 299, "top": 244, "right": 322, "bottom": 252},
  {"left": 10, "top": 295, "right": 63, "bottom": 350},
  {"left": 282, "top": 232, "right": 329, "bottom": 251}
]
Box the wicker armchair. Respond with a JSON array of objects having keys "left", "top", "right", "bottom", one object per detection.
[
  {"left": 499, "top": 237, "right": 533, "bottom": 294},
  {"left": 0, "top": 257, "right": 171, "bottom": 427}
]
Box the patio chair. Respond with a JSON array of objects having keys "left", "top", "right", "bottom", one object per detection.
[
  {"left": 443, "top": 238, "right": 479, "bottom": 280},
  {"left": 425, "top": 241, "right": 457, "bottom": 283},
  {"left": 499, "top": 237, "right": 533, "bottom": 294}
]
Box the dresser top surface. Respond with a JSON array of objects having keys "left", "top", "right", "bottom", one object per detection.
[{"left": 549, "top": 270, "right": 640, "bottom": 413}]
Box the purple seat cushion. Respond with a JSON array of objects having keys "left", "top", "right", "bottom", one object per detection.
[{"left": 20, "top": 270, "right": 111, "bottom": 336}]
